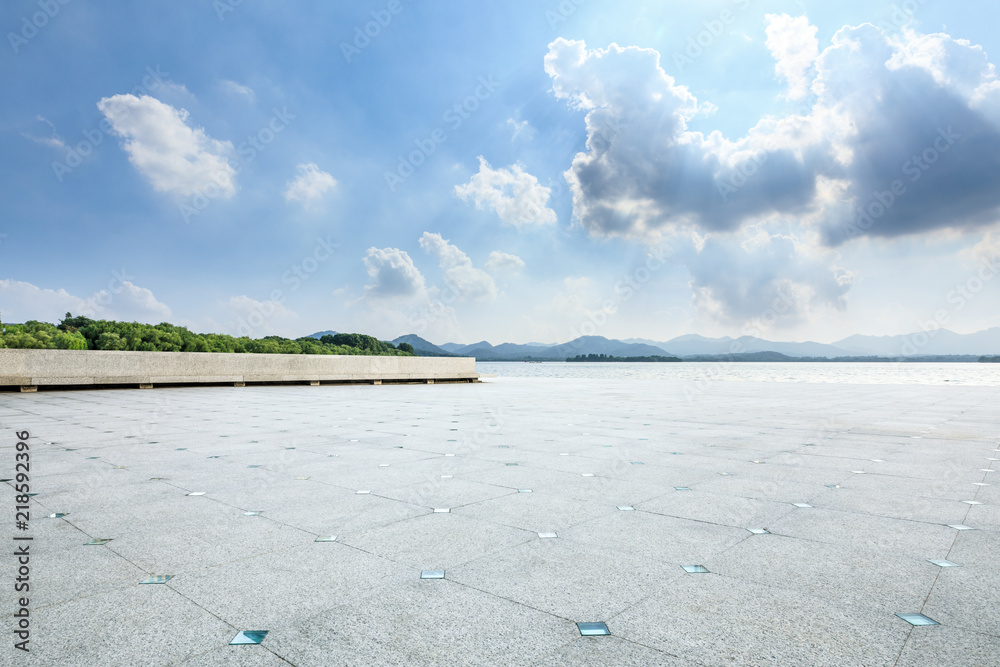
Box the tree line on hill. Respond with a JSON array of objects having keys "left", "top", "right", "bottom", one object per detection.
[{"left": 0, "top": 314, "right": 414, "bottom": 356}]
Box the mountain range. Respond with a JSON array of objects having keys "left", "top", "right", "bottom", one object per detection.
[
  {"left": 307, "top": 328, "right": 1000, "bottom": 359},
  {"left": 379, "top": 329, "right": 1000, "bottom": 360}
]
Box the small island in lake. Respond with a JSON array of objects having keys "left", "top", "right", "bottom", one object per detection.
[{"left": 566, "top": 353, "right": 682, "bottom": 362}]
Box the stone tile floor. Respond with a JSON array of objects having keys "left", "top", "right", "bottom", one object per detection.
[{"left": 1, "top": 376, "right": 998, "bottom": 665}]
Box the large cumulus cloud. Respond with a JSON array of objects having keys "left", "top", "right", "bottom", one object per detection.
[{"left": 544, "top": 19, "right": 1000, "bottom": 245}]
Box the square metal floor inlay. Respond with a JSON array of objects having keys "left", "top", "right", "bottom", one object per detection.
[
  {"left": 747, "top": 528, "right": 769, "bottom": 535},
  {"left": 45, "top": 513, "right": 68, "bottom": 518},
  {"left": 518, "top": 489, "right": 532, "bottom": 493},
  {"left": 682, "top": 565, "right": 709, "bottom": 573},
  {"left": 356, "top": 490, "right": 371, "bottom": 494},
  {"left": 187, "top": 492, "right": 206, "bottom": 496},
  {"left": 244, "top": 511, "right": 262, "bottom": 516},
  {"left": 793, "top": 503, "right": 812, "bottom": 508},
  {"left": 896, "top": 613, "right": 938, "bottom": 626},
  {"left": 577, "top": 622, "right": 610, "bottom": 636},
  {"left": 617, "top": 505, "right": 635, "bottom": 511},
  {"left": 962, "top": 500, "right": 983, "bottom": 505},
  {"left": 420, "top": 570, "right": 445, "bottom": 579},
  {"left": 230, "top": 631, "right": 268, "bottom": 645},
  {"left": 84, "top": 538, "right": 112, "bottom": 545},
  {"left": 433, "top": 508, "right": 450, "bottom": 513},
  {"left": 582, "top": 473, "right": 595, "bottom": 477},
  {"left": 315, "top": 535, "right": 337, "bottom": 542},
  {"left": 927, "top": 559, "right": 960, "bottom": 567},
  {"left": 538, "top": 532, "right": 558, "bottom": 538},
  {"left": 140, "top": 575, "right": 174, "bottom": 584},
  {"left": 675, "top": 487, "right": 691, "bottom": 491},
  {"left": 948, "top": 524, "right": 975, "bottom": 530}
]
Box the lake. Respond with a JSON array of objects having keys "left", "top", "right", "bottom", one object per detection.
[{"left": 475, "top": 361, "right": 1000, "bottom": 386}]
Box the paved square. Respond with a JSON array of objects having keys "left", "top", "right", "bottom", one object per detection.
[{"left": 2, "top": 376, "right": 998, "bottom": 665}]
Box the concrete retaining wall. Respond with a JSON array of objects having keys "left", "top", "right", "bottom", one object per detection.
[{"left": 0, "top": 349, "right": 477, "bottom": 391}]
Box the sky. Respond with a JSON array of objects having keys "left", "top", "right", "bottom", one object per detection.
[{"left": 3, "top": 0, "right": 1000, "bottom": 346}]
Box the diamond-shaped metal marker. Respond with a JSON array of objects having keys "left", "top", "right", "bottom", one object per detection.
[
  {"left": 972, "top": 482, "right": 990, "bottom": 486},
  {"left": 176, "top": 448, "right": 187, "bottom": 451},
  {"left": 948, "top": 524, "right": 975, "bottom": 530},
  {"left": 927, "top": 559, "right": 960, "bottom": 567},
  {"left": 420, "top": 570, "right": 445, "bottom": 579},
  {"left": 86, "top": 457, "right": 100, "bottom": 460},
  {"left": 792, "top": 503, "right": 812, "bottom": 508},
  {"left": 187, "top": 492, "right": 206, "bottom": 496},
  {"left": 140, "top": 575, "right": 174, "bottom": 584},
  {"left": 719, "top": 472, "right": 733, "bottom": 476},
  {"left": 230, "top": 630, "right": 268, "bottom": 645},
  {"left": 617, "top": 505, "right": 635, "bottom": 511},
  {"left": 675, "top": 487, "right": 691, "bottom": 491},
  {"left": 631, "top": 461, "right": 644, "bottom": 465},
  {"left": 517, "top": 489, "right": 532, "bottom": 493},
  {"left": 538, "top": 531, "right": 558, "bottom": 538},
  {"left": 445, "top": 453, "right": 455, "bottom": 457},
  {"left": 682, "top": 565, "right": 709, "bottom": 573},
  {"left": 825, "top": 484, "right": 841, "bottom": 489},
  {"left": 247, "top": 465, "right": 261, "bottom": 468},
  {"left": 84, "top": 538, "right": 112, "bottom": 545},
  {"left": 379, "top": 464, "right": 390, "bottom": 467},
  {"left": 851, "top": 470, "right": 865, "bottom": 474},
  {"left": 295, "top": 476, "right": 310, "bottom": 480},
  {"left": 962, "top": 500, "right": 983, "bottom": 505},
  {"left": 582, "top": 473, "right": 595, "bottom": 477},
  {"left": 577, "top": 622, "right": 610, "bottom": 636},
  {"left": 45, "top": 513, "right": 68, "bottom": 518},
  {"left": 506, "top": 463, "right": 518, "bottom": 466},
  {"left": 896, "top": 613, "right": 939, "bottom": 626},
  {"left": 244, "top": 511, "right": 262, "bottom": 516},
  {"left": 315, "top": 535, "right": 337, "bottom": 542},
  {"left": 433, "top": 508, "right": 450, "bottom": 513},
  {"left": 747, "top": 528, "right": 770, "bottom": 535},
  {"left": 356, "top": 490, "right": 370, "bottom": 494}
]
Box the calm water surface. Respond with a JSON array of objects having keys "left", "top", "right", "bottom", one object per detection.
[{"left": 475, "top": 361, "right": 1000, "bottom": 386}]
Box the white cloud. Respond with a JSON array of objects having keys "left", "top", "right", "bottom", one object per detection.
[
  {"left": 544, "top": 27, "right": 1000, "bottom": 246},
  {"left": 222, "top": 295, "right": 297, "bottom": 337},
  {"left": 0, "top": 279, "right": 172, "bottom": 324},
  {"left": 419, "top": 232, "right": 498, "bottom": 301},
  {"left": 21, "top": 115, "right": 65, "bottom": 148},
  {"left": 454, "top": 156, "right": 557, "bottom": 227},
  {"left": 506, "top": 118, "right": 533, "bottom": 140},
  {"left": 97, "top": 94, "right": 236, "bottom": 199},
  {"left": 765, "top": 14, "right": 820, "bottom": 100},
  {"left": 485, "top": 251, "right": 525, "bottom": 272},
  {"left": 220, "top": 79, "right": 255, "bottom": 101},
  {"left": 682, "top": 231, "right": 852, "bottom": 331},
  {"left": 284, "top": 162, "right": 337, "bottom": 207},
  {"left": 363, "top": 247, "right": 427, "bottom": 299}
]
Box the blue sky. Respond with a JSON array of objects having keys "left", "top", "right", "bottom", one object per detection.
[{"left": 3, "top": 0, "right": 1000, "bottom": 345}]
